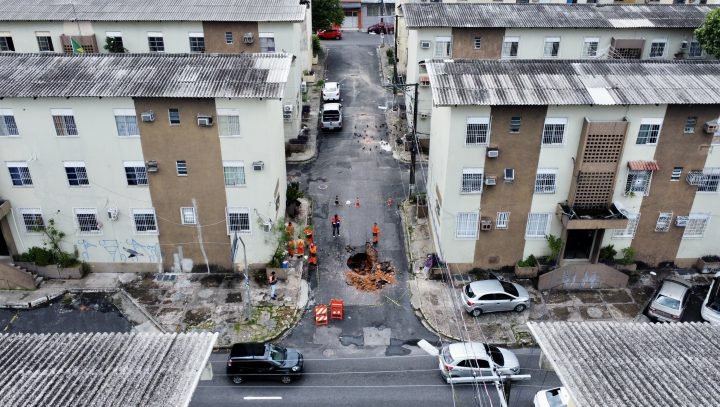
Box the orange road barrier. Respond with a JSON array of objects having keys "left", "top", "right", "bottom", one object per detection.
[
  {"left": 330, "top": 299, "right": 344, "bottom": 320},
  {"left": 315, "top": 305, "right": 328, "bottom": 326}
]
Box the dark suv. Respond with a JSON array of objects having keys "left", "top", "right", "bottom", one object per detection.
[{"left": 226, "top": 342, "right": 303, "bottom": 384}]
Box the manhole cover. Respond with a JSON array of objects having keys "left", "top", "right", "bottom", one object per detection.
[{"left": 318, "top": 184, "right": 328, "bottom": 190}]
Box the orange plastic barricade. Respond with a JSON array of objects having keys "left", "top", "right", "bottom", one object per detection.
[
  {"left": 330, "top": 299, "right": 344, "bottom": 320},
  {"left": 315, "top": 305, "right": 328, "bottom": 326}
]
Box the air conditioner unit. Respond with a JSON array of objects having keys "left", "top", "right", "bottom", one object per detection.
[
  {"left": 487, "top": 148, "right": 499, "bottom": 158},
  {"left": 420, "top": 41, "right": 431, "bottom": 49},
  {"left": 243, "top": 32, "right": 254, "bottom": 44},
  {"left": 146, "top": 160, "right": 159, "bottom": 172},
  {"left": 504, "top": 168, "right": 515, "bottom": 182},
  {"left": 675, "top": 216, "right": 689, "bottom": 227},
  {"left": 107, "top": 207, "right": 119, "bottom": 221},
  {"left": 704, "top": 121, "right": 718, "bottom": 134},
  {"left": 480, "top": 219, "right": 492, "bottom": 231},
  {"left": 301, "top": 81, "right": 307, "bottom": 94},
  {"left": 253, "top": 161, "right": 264, "bottom": 171},
  {"left": 283, "top": 104, "right": 293, "bottom": 113},
  {"left": 261, "top": 221, "right": 272, "bottom": 232},
  {"left": 141, "top": 112, "right": 155, "bottom": 122},
  {"left": 197, "top": 116, "right": 213, "bottom": 127},
  {"left": 484, "top": 176, "right": 497, "bottom": 186},
  {"left": 420, "top": 112, "right": 430, "bottom": 119}
]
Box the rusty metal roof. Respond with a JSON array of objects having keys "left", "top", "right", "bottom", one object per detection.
[
  {"left": 0, "top": 53, "right": 292, "bottom": 99},
  {"left": 426, "top": 59, "right": 720, "bottom": 106},
  {"left": 0, "top": 0, "right": 306, "bottom": 22},
  {"left": 403, "top": 4, "right": 715, "bottom": 29},
  {"left": 628, "top": 160, "right": 660, "bottom": 171}
]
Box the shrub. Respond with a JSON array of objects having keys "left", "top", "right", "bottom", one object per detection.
[
  {"left": 20, "top": 247, "right": 55, "bottom": 266},
  {"left": 312, "top": 35, "right": 322, "bottom": 56},
  {"left": 599, "top": 245, "right": 617, "bottom": 263},
  {"left": 517, "top": 255, "right": 537, "bottom": 268},
  {"left": 620, "top": 247, "right": 636, "bottom": 266},
  {"left": 386, "top": 48, "right": 395, "bottom": 65}
]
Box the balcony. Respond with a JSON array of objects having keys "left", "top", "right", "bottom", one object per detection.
[{"left": 557, "top": 202, "right": 629, "bottom": 230}]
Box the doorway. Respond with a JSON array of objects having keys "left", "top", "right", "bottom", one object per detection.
[
  {"left": 343, "top": 10, "right": 359, "bottom": 31},
  {"left": 0, "top": 227, "right": 10, "bottom": 257},
  {"left": 563, "top": 229, "right": 596, "bottom": 260}
]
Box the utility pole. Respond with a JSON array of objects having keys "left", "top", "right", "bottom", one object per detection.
[
  {"left": 393, "top": 12, "right": 399, "bottom": 82},
  {"left": 232, "top": 232, "right": 252, "bottom": 318},
  {"left": 384, "top": 82, "right": 419, "bottom": 197}
]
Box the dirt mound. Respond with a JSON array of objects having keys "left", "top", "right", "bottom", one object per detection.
[{"left": 345, "top": 243, "right": 396, "bottom": 291}]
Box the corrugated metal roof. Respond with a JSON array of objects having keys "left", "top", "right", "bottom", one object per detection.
[
  {"left": 0, "top": 0, "right": 306, "bottom": 22},
  {"left": 527, "top": 322, "right": 720, "bottom": 407},
  {"left": 403, "top": 4, "right": 715, "bottom": 29},
  {"left": 0, "top": 53, "right": 292, "bottom": 99},
  {"left": 628, "top": 160, "right": 660, "bottom": 171},
  {"left": 426, "top": 59, "right": 720, "bottom": 106},
  {"left": 0, "top": 332, "right": 217, "bottom": 407}
]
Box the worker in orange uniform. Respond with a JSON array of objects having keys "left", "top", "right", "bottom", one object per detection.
[
  {"left": 308, "top": 243, "right": 318, "bottom": 267},
  {"left": 286, "top": 238, "right": 295, "bottom": 257},
  {"left": 287, "top": 221, "right": 295, "bottom": 239},
  {"left": 296, "top": 238, "right": 305, "bottom": 258},
  {"left": 372, "top": 223, "right": 380, "bottom": 246},
  {"left": 304, "top": 225, "right": 314, "bottom": 245}
]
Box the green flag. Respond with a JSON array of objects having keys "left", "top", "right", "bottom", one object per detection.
[{"left": 71, "top": 37, "right": 84, "bottom": 54}]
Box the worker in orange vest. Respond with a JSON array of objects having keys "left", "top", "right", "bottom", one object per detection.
[
  {"left": 286, "top": 238, "right": 295, "bottom": 257},
  {"left": 304, "top": 225, "right": 313, "bottom": 245},
  {"left": 296, "top": 238, "right": 305, "bottom": 258},
  {"left": 331, "top": 214, "right": 341, "bottom": 237},
  {"left": 372, "top": 223, "right": 380, "bottom": 245},
  {"left": 308, "top": 243, "right": 318, "bottom": 267},
  {"left": 287, "top": 221, "right": 295, "bottom": 239}
]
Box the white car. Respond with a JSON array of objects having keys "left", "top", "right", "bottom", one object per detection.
[
  {"left": 320, "top": 103, "right": 342, "bottom": 130},
  {"left": 418, "top": 340, "right": 520, "bottom": 380},
  {"left": 322, "top": 81, "right": 340, "bottom": 102},
  {"left": 701, "top": 272, "right": 720, "bottom": 325},
  {"left": 534, "top": 387, "right": 569, "bottom": 407}
]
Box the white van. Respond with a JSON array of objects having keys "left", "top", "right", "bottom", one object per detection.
[{"left": 321, "top": 103, "right": 342, "bottom": 130}]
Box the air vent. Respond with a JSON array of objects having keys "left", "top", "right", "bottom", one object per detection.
[
  {"left": 480, "top": 219, "right": 492, "bottom": 231},
  {"left": 420, "top": 41, "right": 431, "bottom": 49},
  {"left": 484, "top": 176, "right": 496, "bottom": 186},
  {"left": 253, "top": 161, "right": 264, "bottom": 171},
  {"left": 146, "top": 160, "right": 159, "bottom": 173}
]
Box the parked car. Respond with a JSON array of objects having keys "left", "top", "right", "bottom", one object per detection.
[
  {"left": 317, "top": 28, "right": 342, "bottom": 40},
  {"left": 322, "top": 81, "right": 340, "bottom": 102},
  {"left": 461, "top": 279, "right": 530, "bottom": 317},
  {"left": 367, "top": 22, "right": 394, "bottom": 34},
  {"left": 321, "top": 103, "right": 343, "bottom": 130},
  {"left": 226, "top": 342, "right": 303, "bottom": 384},
  {"left": 701, "top": 272, "right": 720, "bottom": 324},
  {"left": 534, "top": 387, "right": 569, "bottom": 407},
  {"left": 648, "top": 278, "right": 692, "bottom": 322},
  {"left": 418, "top": 340, "right": 520, "bottom": 380}
]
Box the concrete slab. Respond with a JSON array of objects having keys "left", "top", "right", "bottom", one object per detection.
[{"left": 363, "top": 327, "right": 392, "bottom": 346}]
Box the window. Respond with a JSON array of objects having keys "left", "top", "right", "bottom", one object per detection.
[
  {"left": 496, "top": 212, "right": 510, "bottom": 230},
  {"left": 636, "top": 119, "right": 662, "bottom": 145},
  {"left": 582, "top": 37, "right": 599, "bottom": 58},
  {"left": 649, "top": 39, "right": 666, "bottom": 58},
  {"left": 223, "top": 161, "right": 246, "bottom": 186},
  {"left": 434, "top": 36, "right": 451, "bottom": 58},
  {"left": 225, "top": 31, "right": 234, "bottom": 44},
  {"left": 169, "top": 108, "right": 180, "bottom": 125},
  {"left": 114, "top": 109, "right": 139, "bottom": 137},
  {"left": 697, "top": 168, "right": 720, "bottom": 192},
  {"left": 132, "top": 208, "right": 158, "bottom": 233},
  {"left": 655, "top": 212, "right": 673, "bottom": 232},
  {"left": 124, "top": 161, "right": 148, "bottom": 186},
  {"left": 543, "top": 37, "right": 560, "bottom": 58},
  {"left": 465, "top": 117, "right": 490, "bottom": 145},
  {"left": 0, "top": 33, "right": 14, "bottom": 51},
  {"left": 0, "top": 109, "right": 19, "bottom": 136},
  {"left": 625, "top": 170, "right": 652, "bottom": 196},
  {"left": 6, "top": 162, "right": 32, "bottom": 186},
  {"left": 176, "top": 160, "right": 188, "bottom": 176},
  {"left": 473, "top": 37, "right": 481, "bottom": 49},
  {"left": 36, "top": 32, "right": 54, "bottom": 52},
  {"left": 259, "top": 33, "right": 275, "bottom": 52},
  {"left": 181, "top": 207, "right": 197, "bottom": 225},
  {"left": 461, "top": 168, "right": 483, "bottom": 194},
  {"left": 105, "top": 32, "right": 124, "bottom": 52},
  {"left": 542, "top": 118, "right": 566, "bottom": 145},
  {"left": 51, "top": 109, "right": 78, "bottom": 136},
  {"left": 684, "top": 117, "right": 697, "bottom": 134},
  {"left": 217, "top": 109, "right": 241, "bottom": 136},
  {"left": 19, "top": 208, "right": 44, "bottom": 233},
  {"left": 189, "top": 33, "right": 205, "bottom": 53},
  {"left": 534, "top": 169, "right": 557, "bottom": 194},
  {"left": 510, "top": 116, "right": 521, "bottom": 133},
  {"left": 501, "top": 36, "right": 518, "bottom": 58},
  {"left": 227, "top": 207, "right": 251, "bottom": 234},
  {"left": 455, "top": 212, "right": 479, "bottom": 239},
  {"left": 688, "top": 41, "right": 703, "bottom": 58},
  {"left": 74, "top": 208, "right": 100, "bottom": 234},
  {"left": 613, "top": 213, "right": 640, "bottom": 238},
  {"left": 64, "top": 161, "right": 89, "bottom": 186},
  {"left": 671, "top": 167, "right": 683, "bottom": 181},
  {"left": 525, "top": 213, "right": 549, "bottom": 238},
  {"left": 683, "top": 213, "right": 710, "bottom": 238},
  {"left": 148, "top": 32, "right": 164, "bottom": 52}
]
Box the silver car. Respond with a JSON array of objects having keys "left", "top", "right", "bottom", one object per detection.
[
  {"left": 648, "top": 278, "right": 692, "bottom": 322},
  {"left": 462, "top": 279, "right": 530, "bottom": 317},
  {"left": 701, "top": 272, "right": 720, "bottom": 325},
  {"left": 322, "top": 81, "right": 340, "bottom": 102},
  {"left": 438, "top": 342, "right": 519, "bottom": 379}
]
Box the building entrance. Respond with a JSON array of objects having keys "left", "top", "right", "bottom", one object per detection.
[{"left": 563, "top": 229, "right": 597, "bottom": 260}]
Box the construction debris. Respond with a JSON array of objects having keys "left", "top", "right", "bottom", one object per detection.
[{"left": 345, "top": 243, "right": 396, "bottom": 291}]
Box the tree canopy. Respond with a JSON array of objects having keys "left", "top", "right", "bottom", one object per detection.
[
  {"left": 312, "top": 0, "right": 344, "bottom": 32},
  {"left": 695, "top": 9, "right": 720, "bottom": 59}
]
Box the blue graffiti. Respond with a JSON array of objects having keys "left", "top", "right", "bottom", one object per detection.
[
  {"left": 76, "top": 239, "right": 97, "bottom": 261},
  {"left": 125, "top": 239, "right": 161, "bottom": 263},
  {"left": 99, "top": 239, "right": 127, "bottom": 262}
]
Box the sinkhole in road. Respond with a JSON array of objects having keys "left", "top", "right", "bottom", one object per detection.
[{"left": 345, "top": 243, "right": 396, "bottom": 291}]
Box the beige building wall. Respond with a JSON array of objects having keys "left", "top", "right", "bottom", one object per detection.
[{"left": 203, "top": 22, "right": 260, "bottom": 53}]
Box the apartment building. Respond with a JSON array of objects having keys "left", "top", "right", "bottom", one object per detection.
[
  {"left": 424, "top": 59, "right": 720, "bottom": 270},
  {"left": 0, "top": 0, "right": 312, "bottom": 141},
  {"left": 0, "top": 53, "right": 292, "bottom": 272},
  {"left": 397, "top": 3, "right": 715, "bottom": 138}
]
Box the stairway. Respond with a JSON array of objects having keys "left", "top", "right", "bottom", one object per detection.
[
  {"left": 0, "top": 262, "right": 43, "bottom": 290},
  {"left": 538, "top": 262, "right": 628, "bottom": 291}
]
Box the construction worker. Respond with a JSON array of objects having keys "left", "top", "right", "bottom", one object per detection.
[
  {"left": 372, "top": 223, "right": 380, "bottom": 245},
  {"left": 296, "top": 238, "right": 305, "bottom": 258},
  {"left": 287, "top": 221, "right": 295, "bottom": 239},
  {"left": 286, "top": 238, "right": 295, "bottom": 257},
  {"left": 331, "top": 214, "right": 341, "bottom": 237},
  {"left": 304, "top": 225, "right": 314, "bottom": 245},
  {"left": 308, "top": 243, "right": 318, "bottom": 267}
]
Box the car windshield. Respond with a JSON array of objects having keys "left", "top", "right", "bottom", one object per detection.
[
  {"left": 325, "top": 84, "right": 337, "bottom": 91},
  {"left": 500, "top": 281, "right": 518, "bottom": 297},
  {"left": 270, "top": 345, "right": 287, "bottom": 363},
  {"left": 708, "top": 278, "right": 720, "bottom": 312},
  {"left": 465, "top": 284, "right": 475, "bottom": 298},
  {"left": 655, "top": 294, "right": 681, "bottom": 310},
  {"left": 483, "top": 344, "right": 504, "bottom": 366}
]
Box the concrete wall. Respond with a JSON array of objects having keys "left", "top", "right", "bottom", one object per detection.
[
  {"left": 203, "top": 22, "right": 259, "bottom": 53},
  {"left": 451, "top": 28, "right": 503, "bottom": 60}
]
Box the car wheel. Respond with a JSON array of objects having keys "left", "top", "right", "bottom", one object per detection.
[
  {"left": 231, "top": 376, "right": 243, "bottom": 385},
  {"left": 471, "top": 308, "right": 483, "bottom": 317},
  {"left": 281, "top": 375, "right": 292, "bottom": 384},
  {"left": 514, "top": 304, "right": 527, "bottom": 312},
  {"left": 336, "top": 36, "right": 341, "bottom": 40}
]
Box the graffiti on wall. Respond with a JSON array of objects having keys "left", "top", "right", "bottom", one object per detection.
[{"left": 75, "top": 238, "right": 160, "bottom": 263}]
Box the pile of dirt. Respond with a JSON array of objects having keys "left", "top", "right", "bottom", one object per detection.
[{"left": 345, "top": 243, "right": 396, "bottom": 291}]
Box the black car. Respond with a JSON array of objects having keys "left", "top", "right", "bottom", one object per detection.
[{"left": 226, "top": 342, "right": 304, "bottom": 384}]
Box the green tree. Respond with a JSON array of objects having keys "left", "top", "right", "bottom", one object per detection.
[
  {"left": 312, "top": 0, "right": 345, "bottom": 32},
  {"left": 695, "top": 9, "right": 720, "bottom": 59}
]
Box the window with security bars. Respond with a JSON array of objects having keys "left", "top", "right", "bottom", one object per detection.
[
  {"left": 455, "top": 212, "right": 479, "bottom": 239},
  {"left": 671, "top": 167, "right": 683, "bottom": 181},
  {"left": 7, "top": 163, "right": 32, "bottom": 186},
  {"left": 65, "top": 163, "right": 89, "bottom": 186},
  {"left": 148, "top": 35, "right": 164, "bottom": 52},
  {"left": 636, "top": 123, "right": 661, "bottom": 144},
  {"left": 225, "top": 32, "right": 233, "bottom": 44},
  {"left": 684, "top": 117, "right": 697, "bottom": 134},
  {"left": 223, "top": 162, "right": 246, "bottom": 186},
  {"left": 655, "top": 212, "right": 672, "bottom": 232},
  {"left": 510, "top": 117, "right": 521, "bottom": 133},
  {"left": 0, "top": 112, "right": 19, "bottom": 136},
  {"left": 542, "top": 119, "right": 566, "bottom": 145},
  {"left": 20, "top": 209, "right": 45, "bottom": 232},
  {"left": 461, "top": 169, "right": 483, "bottom": 193},
  {"left": 74, "top": 208, "right": 100, "bottom": 234},
  {"left": 189, "top": 35, "right": 205, "bottom": 52},
  {"left": 52, "top": 114, "right": 78, "bottom": 136},
  {"left": 688, "top": 41, "right": 703, "bottom": 58},
  {"left": 465, "top": 118, "right": 489, "bottom": 145},
  {"left": 176, "top": 160, "right": 188, "bottom": 176},
  {"left": 613, "top": 214, "right": 640, "bottom": 238},
  {"left": 582, "top": 38, "right": 599, "bottom": 58},
  {"left": 525, "top": 213, "right": 549, "bottom": 238},
  {"left": 124, "top": 162, "right": 148, "bottom": 186},
  {"left": 625, "top": 170, "right": 652, "bottom": 196},
  {"left": 534, "top": 171, "right": 557, "bottom": 194},
  {"left": 217, "top": 114, "right": 241, "bottom": 137},
  {"left": 649, "top": 40, "right": 666, "bottom": 58},
  {"left": 181, "top": 207, "right": 197, "bottom": 225},
  {"left": 543, "top": 38, "right": 560, "bottom": 58},
  {"left": 496, "top": 212, "right": 510, "bottom": 229},
  {"left": 434, "top": 37, "right": 451, "bottom": 58},
  {"left": 115, "top": 112, "right": 139, "bottom": 137},
  {"left": 36, "top": 35, "right": 54, "bottom": 52},
  {"left": 683, "top": 214, "right": 709, "bottom": 238},
  {"left": 697, "top": 168, "right": 720, "bottom": 192},
  {"left": 227, "top": 207, "right": 251, "bottom": 234},
  {"left": 260, "top": 35, "right": 275, "bottom": 52},
  {"left": 473, "top": 37, "right": 481, "bottom": 49},
  {"left": 501, "top": 37, "right": 518, "bottom": 58},
  {"left": 132, "top": 209, "right": 158, "bottom": 233}
]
